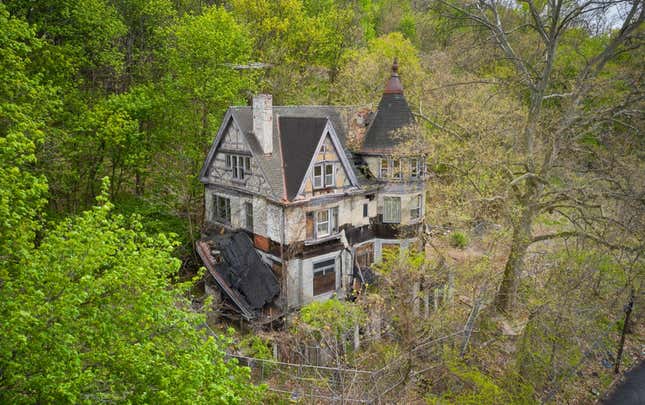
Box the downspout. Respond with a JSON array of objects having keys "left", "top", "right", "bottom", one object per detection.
[{"left": 280, "top": 205, "right": 288, "bottom": 327}]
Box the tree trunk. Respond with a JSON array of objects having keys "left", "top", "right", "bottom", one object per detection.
[{"left": 494, "top": 209, "right": 534, "bottom": 314}]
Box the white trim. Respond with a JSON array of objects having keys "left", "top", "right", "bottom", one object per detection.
[{"left": 294, "top": 120, "right": 360, "bottom": 198}]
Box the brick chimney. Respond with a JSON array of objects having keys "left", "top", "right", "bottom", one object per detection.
[{"left": 253, "top": 94, "right": 273, "bottom": 155}]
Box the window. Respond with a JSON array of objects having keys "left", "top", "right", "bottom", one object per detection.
[
  {"left": 392, "top": 159, "right": 401, "bottom": 179},
  {"left": 324, "top": 164, "right": 334, "bottom": 186},
  {"left": 363, "top": 203, "right": 368, "bottom": 217},
  {"left": 379, "top": 158, "right": 389, "bottom": 178},
  {"left": 228, "top": 154, "right": 251, "bottom": 180},
  {"left": 383, "top": 196, "right": 401, "bottom": 223},
  {"left": 313, "top": 163, "right": 334, "bottom": 189},
  {"left": 313, "top": 258, "right": 336, "bottom": 295},
  {"left": 244, "top": 202, "right": 253, "bottom": 230},
  {"left": 410, "top": 194, "right": 422, "bottom": 220},
  {"left": 213, "top": 195, "right": 231, "bottom": 223},
  {"left": 410, "top": 158, "right": 421, "bottom": 178},
  {"left": 315, "top": 207, "right": 338, "bottom": 238}
]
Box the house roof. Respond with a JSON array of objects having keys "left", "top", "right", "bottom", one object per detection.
[
  {"left": 197, "top": 231, "right": 280, "bottom": 315},
  {"left": 223, "top": 106, "right": 373, "bottom": 201},
  {"left": 278, "top": 116, "right": 328, "bottom": 200},
  {"left": 200, "top": 61, "right": 418, "bottom": 197},
  {"left": 360, "top": 60, "right": 416, "bottom": 154}
]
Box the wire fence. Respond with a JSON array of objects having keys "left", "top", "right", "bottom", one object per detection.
[{"left": 228, "top": 329, "right": 465, "bottom": 403}]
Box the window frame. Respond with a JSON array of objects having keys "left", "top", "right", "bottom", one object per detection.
[
  {"left": 244, "top": 201, "right": 253, "bottom": 230},
  {"left": 379, "top": 158, "right": 389, "bottom": 178},
  {"left": 383, "top": 196, "right": 401, "bottom": 224},
  {"left": 410, "top": 194, "right": 422, "bottom": 220},
  {"left": 314, "top": 206, "right": 338, "bottom": 238},
  {"left": 213, "top": 195, "right": 231, "bottom": 224},
  {"left": 227, "top": 154, "right": 251, "bottom": 180},
  {"left": 313, "top": 163, "right": 334, "bottom": 189},
  {"left": 410, "top": 158, "right": 421, "bottom": 178},
  {"left": 363, "top": 203, "right": 368, "bottom": 218},
  {"left": 392, "top": 159, "right": 402, "bottom": 179},
  {"left": 313, "top": 258, "right": 336, "bottom": 296}
]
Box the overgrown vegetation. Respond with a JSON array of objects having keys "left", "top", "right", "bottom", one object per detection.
[{"left": 1, "top": 0, "right": 642, "bottom": 402}]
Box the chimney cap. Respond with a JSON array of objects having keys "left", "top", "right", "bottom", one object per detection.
[{"left": 383, "top": 58, "right": 403, "bottom": 94}]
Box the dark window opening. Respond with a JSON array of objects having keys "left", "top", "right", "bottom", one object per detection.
[{"left": 213, "top": 195, "right": 231, "bottom": 223}]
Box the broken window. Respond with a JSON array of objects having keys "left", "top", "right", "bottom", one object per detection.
[
  {"left": 379, "top": 158, "right": 389, "bottom": 178},
  {"left": 383, "top": 196, "right": 401, "bottom": 223},
  {"left": 244, "top": 201, "right": 253, "bottom": 230},
  {"left": 315, "top": 207, "right": 338, "bottom": 238},
  {"left": 313, "top": 163, "right": 334, "bottom": 189},
  {"left": 410, "top": 158, "right": 422, "bottom": 178},
  {"left": 213, "top": 195, "right": 231, "bottom": 223},
  {"left": 410, "top": 194, "right": 422, "bottom": 220},
  {"left": 392, "top": 159, "right": 401, "bottom": 179},
  {"left": 228, "top": 154, "right": 250, "bottom": 180},
  {"left": 313, "top": 258, "right": 336, "bottom": 295}
]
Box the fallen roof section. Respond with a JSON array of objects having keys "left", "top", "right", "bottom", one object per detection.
[{"left": 196, "top": 231, "right": 280, "bottom": 320}]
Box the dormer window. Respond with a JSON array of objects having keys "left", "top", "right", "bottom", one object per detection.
[{"left": 314, "top": 163, "right": 334, "bottom": 189}]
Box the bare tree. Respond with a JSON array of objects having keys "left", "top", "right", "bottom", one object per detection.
[{"left": 435, "top": 0, "right": 644, "bottom": 314}]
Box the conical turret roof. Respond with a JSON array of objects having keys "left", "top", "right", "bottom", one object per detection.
[{"left": 360, "top": 59, "right": 416, "bottom": 154}]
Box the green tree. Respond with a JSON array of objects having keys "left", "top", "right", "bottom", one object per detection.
[
  {"left": 0, "top": 181, "right": 261, "bottom": 403},
  {"left": 0, "top": 4, "right": 52, "bottom": 266}
]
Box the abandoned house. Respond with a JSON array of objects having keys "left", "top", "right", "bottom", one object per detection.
[{"left": 197, "top": 60, "right": 427, "bottom": 322}]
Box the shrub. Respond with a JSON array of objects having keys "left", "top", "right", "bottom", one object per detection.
[{"left": 451, "top": 231, "right": 469, "bottom": 249}]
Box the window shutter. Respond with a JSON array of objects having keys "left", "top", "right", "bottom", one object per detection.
[{"left": 306, "top": 212, "right": 314, "bottom": 239}]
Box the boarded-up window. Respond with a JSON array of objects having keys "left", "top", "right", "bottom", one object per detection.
[
  {"left": 313, "top": 259, "right": 336, "bottom": 295},
  {"left": 356, "top": 243, "right": 374, "bottom": 268}
]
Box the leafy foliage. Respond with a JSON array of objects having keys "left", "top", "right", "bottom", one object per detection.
[{"left": 0, "top": 181, "right": 261, "bottom": 403}]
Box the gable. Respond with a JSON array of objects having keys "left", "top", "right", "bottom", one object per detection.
[
  {"left": 279, "top": 116, "right": 329, "bottom": 200},
  {"left": 293, "top": 121, "right": 359, "bottom": 200},
  {"left": 199, "top": 110, "right": 274, "bottom": 196}
]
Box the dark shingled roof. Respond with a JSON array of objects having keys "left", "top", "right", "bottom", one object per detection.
[
  {"left": 360, "top": 60, "right": 416, "bottom": 154},
  {"left": 223, "top": 106, "right": 374, "bottom": 200},
  {"left": 204, "top": 231, "right": 280, "bottom": 310},
  {"left": 278, "top": 116, "right": 328, "bottom": 200}
]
